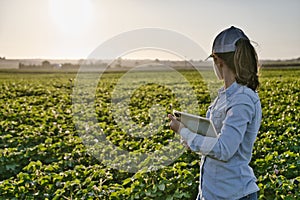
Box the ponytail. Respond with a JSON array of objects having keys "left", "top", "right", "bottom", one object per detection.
[
  {"left": 234, "top": 39, "right": 259, "bottom": 91},
  {"left": 216, "top": 39, "right": 260, "bottom": 91}
]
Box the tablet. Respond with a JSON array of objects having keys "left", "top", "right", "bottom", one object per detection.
[{"left": 173, "top": 110, "right": 218, "bottom": 138}]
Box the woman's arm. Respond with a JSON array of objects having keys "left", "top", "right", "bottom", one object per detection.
[{"left": 171, "top": 97, "right": 255, "bottom": 162}]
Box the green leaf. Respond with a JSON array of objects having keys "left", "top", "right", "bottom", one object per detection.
[
  {"left": 265, "top": 154, "right": 273, "bottom": 161},
  {"left": 122, "top": 178, "right": 132, "bottom": 186},
  {"left": 158, "top": 183, "right": 165, "bottom": 191},
  {"left": 5, "top": 164, "right": 18, "bottom": 171}
]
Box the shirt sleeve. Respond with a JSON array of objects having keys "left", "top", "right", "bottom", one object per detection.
[
  {"left": 180, "top": 127, "right": 219, "bottom": 154},
  {"left": 180, "top": 97, "right": 254, "bottom": 162}
]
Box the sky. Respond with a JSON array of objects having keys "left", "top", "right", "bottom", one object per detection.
[{"left": 0, "top": 0, "right": 299, "bottom": 60}]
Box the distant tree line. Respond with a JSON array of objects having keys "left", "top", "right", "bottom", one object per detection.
[
  {"left": 262, "top": 58, "right": 300, "bottom": 68},
  {"left": 18, "top": 60, "right": 109, "bottom": 70},
  {"left": 19, "top": 60, "right": 80, "bottom": 70}
]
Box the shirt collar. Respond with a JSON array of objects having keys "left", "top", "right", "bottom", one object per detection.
[{"left": 218, "top": 81, "right": 239, "bottom": 97}]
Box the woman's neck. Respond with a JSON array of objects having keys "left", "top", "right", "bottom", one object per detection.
[
  {"left": 222, "top": 65, "right": 236, "bottom": 89},
  {"left": 224, "top": 76, "right": 236, "bottom": 89}
]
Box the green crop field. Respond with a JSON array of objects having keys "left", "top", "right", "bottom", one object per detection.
[{"left": 0, "top": 68, "right": 299, "bottom": 199}]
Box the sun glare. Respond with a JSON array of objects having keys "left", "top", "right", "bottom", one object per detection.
[{"left": 48, "top": 0, "right": 92, "bottom": 35}]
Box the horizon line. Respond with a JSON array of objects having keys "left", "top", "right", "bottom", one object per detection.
[{"left": 1, "top": 56, "right": 300, "bottom": 62}]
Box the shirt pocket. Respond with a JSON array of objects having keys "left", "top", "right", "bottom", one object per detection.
[{"left": 211, "top": 110, "right": 225, "bottom": 133}]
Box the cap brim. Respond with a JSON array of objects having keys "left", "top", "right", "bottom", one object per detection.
[{"left": 204, "top": 54, "right": 213, "bottom": 61}]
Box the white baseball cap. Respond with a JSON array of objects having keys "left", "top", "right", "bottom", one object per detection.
[{"left": 206, "top": 26, "right": 249, "bottom": 59}]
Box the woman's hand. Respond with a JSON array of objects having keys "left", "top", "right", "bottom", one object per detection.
[
  {"left": 168, "top": 114, "right": 190, "bottom": 149},
  {"left": 168, "top": 114, "right": 185, "bottom": 134}
]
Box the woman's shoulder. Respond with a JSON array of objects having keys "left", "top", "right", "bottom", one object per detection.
[{"left": 232, "top": 84, "right": 260, "bottom": 104}]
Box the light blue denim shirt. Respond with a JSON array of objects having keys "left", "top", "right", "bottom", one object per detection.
[{"left": 180, "top": 82, "right": 262, "bottom": 200}]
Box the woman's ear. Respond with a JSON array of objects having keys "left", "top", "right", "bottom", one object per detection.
[{"left": 214, "top": 55, "right": 224, "bottom": 68}]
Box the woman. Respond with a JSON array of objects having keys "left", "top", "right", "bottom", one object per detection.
[{"left": 168, "top": 26, "right": 262, "bottom": 200}]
